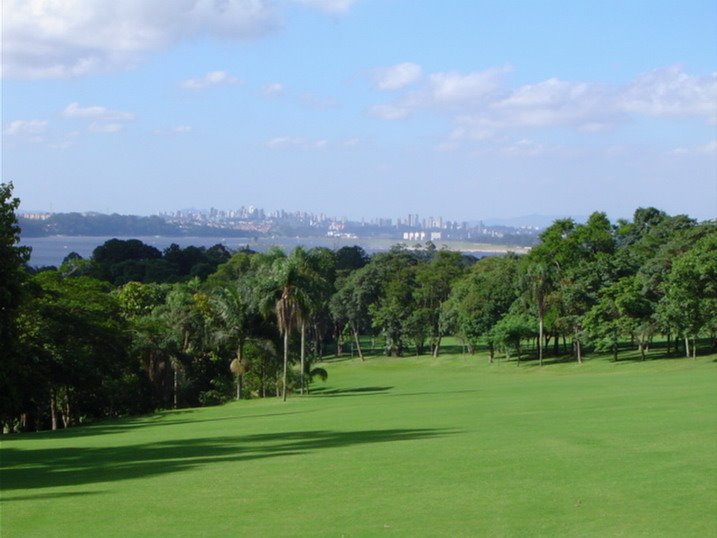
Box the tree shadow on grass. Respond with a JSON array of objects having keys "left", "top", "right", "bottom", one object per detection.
[
  {"left": 517, "top": 344, "right": 712, "bottom": 367},
  {"left": 1, "top": 490, "right": 106, "bottom": 502},
  {"left": 309, "top": 386, "right": 393, "bottom": 397},
  {"left": 0, "top": 410, "right": 307, "bottom": 442},
  {"left": 0, "top": 428, "right": 456, "bottom": 495}
]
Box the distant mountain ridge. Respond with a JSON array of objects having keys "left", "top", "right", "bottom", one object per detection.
[{"left": 18, "top": 212, "right": 255, "bottom": 238}]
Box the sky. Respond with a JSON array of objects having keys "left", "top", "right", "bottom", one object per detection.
[{"left": 2, "top": 0, "right": 717, "bottom": 222}]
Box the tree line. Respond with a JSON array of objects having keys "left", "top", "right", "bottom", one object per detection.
[
  {"left": 17, "top": 211, "right": 258, "bottom": 238},
  {"left": 1, "top": 182, "right": 715, "bottom": 433}
]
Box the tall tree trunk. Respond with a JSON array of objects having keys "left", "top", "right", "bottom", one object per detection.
[
  {"left": 692, "top": 337, "right": 697, "bottom": 359},
  {"left": 173, "top": 363, "right": 178, "bottom": 409},
  {"left": 352, "top": 323, "right": 364, "bottom": 360},
  {"left": 314, "top": 322, "right": 322, "bottom": 359},
  {"left": 49, "top": 387, "right": 57, "bottom": 431},
  {"left": 538, "top": 315, "right": 544, "bottom": 366},
  {"left": 282, "top": 330, "right": 289, "bottom": 402},
  {"left": 574, "top": 326, "right": 582, "bottom": 364},
  {"left": 684, "top": 336, "right": 690, "bottom": 358},
  {"left": 433, "top": 335, "right": 441, "bottom": 358},
  {"left": 300, "top": 321, "right": 306, "bottom": 394},
  {"left": 61, "top": 387, "right": 71, "bottom": 428}
]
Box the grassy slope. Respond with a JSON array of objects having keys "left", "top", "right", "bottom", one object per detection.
[{"left": 2, "top": 353, "right": 716, "bottom": 537}]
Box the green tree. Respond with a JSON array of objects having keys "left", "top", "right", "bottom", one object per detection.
[
  {"left": 414, "top": 250, "right": 465, "bottom": 357},
  {"left": 657, "top": 230, "right": 717, "bottom": 357},
  {"left": 18, "top": 272, "right": 129, "bottom": 429},
  {"left": 259, "top": 250, "right": 312, "bottom": 401},
  {"left": 211, "top": 282, "right": 253, "bottom": 399},
  {"left": 368, "top": 248, "right": 417, "bottom": 356},
  {"left": 300, "top": 248, "right": 335, "bottom": 391},
  {"left": 330, "top": 263, "right": 382, "bottom": 360},
  {"left": 0, "top": 182, "right": 31, "bottom": 428},
  {"left": 492, "top": 312, "right": 536, "bottom": 364},
  {"left": 583, "top": 277, "right": 650, "bottom": 361},
  {"left": 155, "top": 280, "right": 206, "bottom": 407},
  {"left": 522, "top": 262, "right": 554, "bottom": 366},
  {"left": 446, "top": 254, "right": 520, "bottom": 360}
]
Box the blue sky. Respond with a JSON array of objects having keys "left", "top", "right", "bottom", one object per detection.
[{"left": 3, "top": 0, "right": 716, "bottom": 221}]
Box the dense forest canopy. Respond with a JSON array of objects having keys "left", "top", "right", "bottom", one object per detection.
[{"left": 1, "top": 182, "right": 715, "bottom": 433}]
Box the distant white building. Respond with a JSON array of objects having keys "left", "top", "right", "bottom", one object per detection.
[{"left": 403, "top": 231, "right": 426, "bottom": 241}]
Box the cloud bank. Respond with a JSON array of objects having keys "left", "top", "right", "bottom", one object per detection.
[
  {"left": 3, "top": 0, "right": 278, "bottom": 79},
  {"left": 370, "top": 64, "right": 717, "bottom": 146}
]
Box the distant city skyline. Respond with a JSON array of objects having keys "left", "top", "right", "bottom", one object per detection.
[{"left": 3, "top": 1, "right": 716, "bottom": 221}]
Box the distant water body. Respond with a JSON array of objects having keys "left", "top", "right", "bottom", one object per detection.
[{"left": 20, "top": 235, "right": 502, "bottom": 268}]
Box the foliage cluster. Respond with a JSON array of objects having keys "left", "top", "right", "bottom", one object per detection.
[{"left": 2, "top": 182, "right": 715, "bottom": 432}]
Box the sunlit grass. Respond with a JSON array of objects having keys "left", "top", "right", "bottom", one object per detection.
[{"left": 2, "top": 350, "right": 716, "bottom": 536}]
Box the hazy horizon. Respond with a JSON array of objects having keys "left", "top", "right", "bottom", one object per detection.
[
  {"left": 3, "top": 1, "right": 716, "bottom": 221},
  {"left": 17, "top": 205, "right": 713, "bottom": 229}
]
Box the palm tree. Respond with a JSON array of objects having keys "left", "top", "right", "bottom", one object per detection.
[
  {"left": 260, "top": 251, "right": 311, "bottom": 401},
  {"left": 211, "top": 283, "right": 251, "bottom": 400}
]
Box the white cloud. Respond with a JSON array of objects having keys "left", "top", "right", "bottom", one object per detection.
[
  {"left": 181, "top": 70, "right": 240, "bottom": 90},
  {"left": 263, "top": 82, "right": 284, "bottom": 96},
  {"left": 428, "top": 67, "right": 509, "bottom": 105},
  {"left": 492, "top": 78, "right": 617, "bottom": 130},
  {"left": 89, "top": 122, "right": 124, "bottom": 134},
  {"left": 292, "top": 0, "right": 358, "bottom": 14},
  {"left": 619, "top": 66, "right": 717, "bottom": 121},
  {"left": 373, "top": 63, "right": 422, "bottom": 91},
  {"left": 369, "top": 67, "right": 508, "bottom": 120},
  {"left": 670, "top": 140, "right": 717, "bottom": 156},
  {"left": 3, "top": 119, "right": 48, "bottom": 136},
  {"left": 371, "top": 65, "right": 716, "bottom": 140},
  {"left": 3, "top": 0, "right": 278, "bottom": 79},
  {"left": 63, "top": 102, "right": 135, "bottom": 120}
]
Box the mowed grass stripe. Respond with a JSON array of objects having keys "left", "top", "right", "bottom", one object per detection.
[{"left": 2, "top": 354, "right": 716, "bottom": 536}]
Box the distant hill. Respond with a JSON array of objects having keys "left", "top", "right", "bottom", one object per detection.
[{"left": 18, "top": 212, "right": 256, "bottom": 238}]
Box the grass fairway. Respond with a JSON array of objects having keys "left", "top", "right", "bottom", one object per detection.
[{"left": 2, "top": 353, "right": 716, "bottom": 536}]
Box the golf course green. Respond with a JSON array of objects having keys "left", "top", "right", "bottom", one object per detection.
[{"left": 2, "top": 352, "right": 716, "bottom": 536}]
